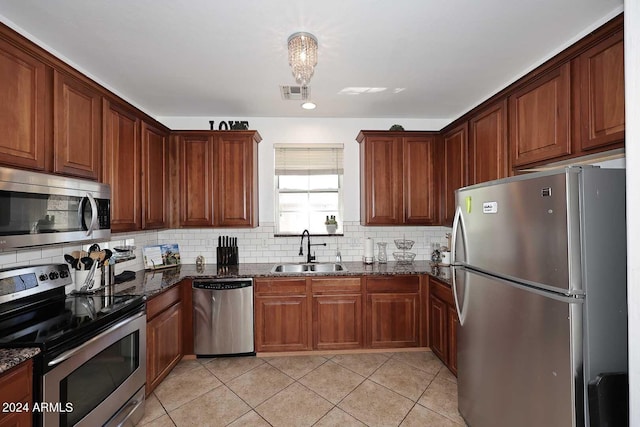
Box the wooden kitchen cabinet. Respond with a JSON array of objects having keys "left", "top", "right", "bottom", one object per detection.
[
  {"left": 365, "top": 275, "right": 420, "bottom": 348},
  {"left": 0, "top": 36, "right": 49, "bottom": 172},
  {"left": 441, "top": 123, "right": 468, "bottom": 225},
  {"left": 357, "top": 131, "right": 439, "bottom": 225},
  {"left": 0, "top": 359, "right": 33, "bottom": 427},
  {"left": 311, "top": 277, "right": 363, "bottom": 350},
  {"left": 509, "top": 63, "right": 572, "bottom": 167},
  {"left": 429, "top": 276, "right": 457, "bottom": 375},
  {"left": 468, "top": 100, "right": 509, "bottom": 185},
  {"left": 141, "top": 120, "right": 169, "bottom": 230},
  {"left": 146, "top": 286, "right": 183, "bottom": 396},
  {"left": 102, "top": 98, "right": 141, "bottom": 232},
  {"left": 53, "top": 70, "right": 102, "bottom": 180},
  {"left": 254, "top": 278, "right": 310, "bottom": 352},
  {"left": 578, "top": 29, "right": 625, "bottom": 151},
  {"left": 174, "top": 130, "right": 261, "bottom": 228}
]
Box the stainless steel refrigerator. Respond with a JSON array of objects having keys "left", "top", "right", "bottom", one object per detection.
[{"left": 452, "top": 166, "right": 627, "bottom": 427}]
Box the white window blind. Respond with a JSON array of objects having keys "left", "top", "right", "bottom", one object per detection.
[{"left": 274, "top": 143, "right": 344, "bottom": 175}]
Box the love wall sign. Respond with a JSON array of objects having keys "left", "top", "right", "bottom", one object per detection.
[{"left": 209, "top": 120, "right": 249, "bottom": 130}]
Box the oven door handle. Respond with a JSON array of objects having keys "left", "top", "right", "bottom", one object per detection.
[{"left": 48, "top": 311, "right": 145, "bottom": 367}]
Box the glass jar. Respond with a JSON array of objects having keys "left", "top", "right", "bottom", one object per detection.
[{"left": 377, "top": 242, "right": 388, "bottom": 264}]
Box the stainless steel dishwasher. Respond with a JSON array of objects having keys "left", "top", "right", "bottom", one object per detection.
[{"left": 192, "top": 278, "right": 254, "bottom": 356}]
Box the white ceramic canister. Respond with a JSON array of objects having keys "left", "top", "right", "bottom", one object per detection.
[{"left": 440, "top": 251, "right": 451, "bottom": 265}]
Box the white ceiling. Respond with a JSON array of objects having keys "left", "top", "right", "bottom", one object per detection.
[{"left": 0, "top": 0, "right": 624, "bottom": 121}]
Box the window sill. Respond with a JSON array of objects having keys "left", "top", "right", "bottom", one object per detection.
[{"left": 274, "top": 233, "right": 344, "bottom": 238}]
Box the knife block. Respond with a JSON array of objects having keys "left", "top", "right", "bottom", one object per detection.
[{"left": 216, "top": 246, "right": 238, "bottom": 266}]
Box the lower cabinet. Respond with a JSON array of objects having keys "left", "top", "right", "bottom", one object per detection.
[
  {"left": 365, "top": 276, "right": 420, "bottom": 348},
  {"left": 0, "top": 359, "right": 32, "bottom": 427},
  {"left": 312, "top": 277, "right": 363, "bottom": 350},
  {"left": 255, "top": 274, "right": 430, "bottom": 353},
  {"left": 429, "top": 277, "right": 458, "bottom": 375},
  {"left": 254, "top": 278, "right": 310, "bottom": 352},
  {"left": 146, "top": 286, "right": 183, "bottom": 396}
]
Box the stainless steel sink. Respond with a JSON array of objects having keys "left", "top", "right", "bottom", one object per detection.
[{"left": 270, "top": 263, "right": 347, "bottom": 274}]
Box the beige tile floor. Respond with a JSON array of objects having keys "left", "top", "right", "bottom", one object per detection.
[{"left": 137, "top": 350, "right": 466, "bottom": 427}]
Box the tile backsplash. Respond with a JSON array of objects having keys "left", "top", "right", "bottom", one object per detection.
[{"left": 0, "top": 222, "right": 452, "bottom": 274}]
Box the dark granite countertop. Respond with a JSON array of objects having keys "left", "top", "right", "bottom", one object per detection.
[
  {"left": 0, "top": 347, "right": 40, "bottom": 374},
  {"left": 110, "top": 260, "right": 453, "bottom": 298}
]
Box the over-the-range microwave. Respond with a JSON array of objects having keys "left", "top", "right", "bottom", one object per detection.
[{"left": 0, "top": 166, "right": 110, "bottom": 250}]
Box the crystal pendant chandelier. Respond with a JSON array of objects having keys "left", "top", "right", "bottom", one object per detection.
[{"left": 288, "top": 32, "right": 318, "bottom": 86}]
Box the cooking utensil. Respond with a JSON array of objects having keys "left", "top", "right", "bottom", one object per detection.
[
  {"left": 88, "top": 243, "right": 100, "bottom": 253},
  {"left": 80, "top": 257, "right": 94, "bottom": 271}
]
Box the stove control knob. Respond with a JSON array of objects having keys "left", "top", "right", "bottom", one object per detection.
[
  {"left": 59, "top": 270, "right": 69, "bottom": 279},
  {"left": 49, "top": 272, "right": 59, "bottom": 280},
  {"left": 39, "top": 274, "right": 48, "bottom": 281}
]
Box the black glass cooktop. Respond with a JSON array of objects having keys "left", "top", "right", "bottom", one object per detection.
[{"left": 0, "top": 289, "right": 144, "bottom": 353}]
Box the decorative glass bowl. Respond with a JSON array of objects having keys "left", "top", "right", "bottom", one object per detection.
[
  {"left": 393, "top": 251, "right": 416, "bottom": 263},
  {"left": 394, "top": 239, "right": 415, "bottom": 250}
]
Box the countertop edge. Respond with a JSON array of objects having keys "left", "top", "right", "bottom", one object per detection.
[{"left": 0, "top": 347, "right": 40, "bottom": 374}]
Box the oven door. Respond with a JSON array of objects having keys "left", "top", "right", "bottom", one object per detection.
[{"left": 42, "top": 309, "right": 146, "bottom": 427}]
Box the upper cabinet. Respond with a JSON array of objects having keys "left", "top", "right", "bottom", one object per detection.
[
  {"left": 468, "top": 100, "right": 509, "bottom": 185},
  {"left": 357, "top": 131, "right": 439, "bottom": 226},
  {"left": 174, "top": 130, "right": 261, "bottom": 228},
  {"left": 142, "top": 121, "right": 169, "bottom": 230},
  {"left": 53, "top": 70, "right": 102, "bottom": 180},
  {"left": 578, "top": 29, "right": 625, "bottom": 151},
  {"left": 509, "top": 63, "right": 572, "bottom": 167},
  {"left": 102, "top": 98, "right": 142, "bottom": 232},
  {"left": 0, "top": 37, "right": 49, "bottom": 171},
  {"left": 441, "top": 124, "right": 468, "bottom": 225}
]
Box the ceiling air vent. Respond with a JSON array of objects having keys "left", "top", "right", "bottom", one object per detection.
[{"left": 280, "top": 85, "right": 309, "bottom": 101}]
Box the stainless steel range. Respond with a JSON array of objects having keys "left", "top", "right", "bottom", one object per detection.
[{"left": 0, "top": 264, "right": 146, "bottom": 427}]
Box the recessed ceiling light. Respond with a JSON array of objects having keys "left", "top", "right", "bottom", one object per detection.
[{"left": 301, "top": 102, "right": 316, "bottom": 110}]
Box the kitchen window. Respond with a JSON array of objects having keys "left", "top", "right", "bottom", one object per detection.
[{"left": 275, "top": 144, "right": 344, "bottom": 235}]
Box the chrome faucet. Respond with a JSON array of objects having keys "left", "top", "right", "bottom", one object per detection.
[{"left": 299, "top": 229, "right": 326, "bottom": 263}]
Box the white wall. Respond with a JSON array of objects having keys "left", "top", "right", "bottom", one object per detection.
[{"left": 624, "top": 0, "right": 640, "bottom": 422}]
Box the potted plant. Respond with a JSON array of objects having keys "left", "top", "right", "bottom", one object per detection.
[{"left": 325, "top": 215, "right": 338, "bottom": 234}]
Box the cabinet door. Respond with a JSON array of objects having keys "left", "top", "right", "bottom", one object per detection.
[
  {"left": 102, "top": 99, "right": 141, "bottom": 232},
  {"left": 141, "top": 121, "right": 168, "bottom": 229},
  {"left": 146, "top": 302, "right": 182, "bottom": 395},
  {"left": 368, "top": 293, "right": 419, "bottom": 348},
  {"left": 442, "top": 124, "right": 468, "bottom": 225},
  {"left": 579, "top": 31, "right": 625, "bottom": 150},
  {"left": 53, "top": 71, "right": 102, "bottom": 180},
  {"left": 468, "top": 100, "right": 508, "bottom": 185},
  {"left": 179, "top": 134, "right": 214, "bottom": 227},
  {"left": 215, "top": 132, "right": 259, "bottom": 227},
  {"left": 509, "top": 63, "right": 571, "bottom": 167},
  {"left": 0, "top": 38, "right": 49, "bottom": 171},
  {"left": 313, "top": 294, "right": 363, "bottom": 350},
  {"left": 255, "top": 295, "right": 310, "bottom": 352},
  {"left": 447, "top": 304, "right": 458, "bottom": 375},
  {"left": 429, "top": 295, "right": 448, "bottom": 362},
  {"left": 403, "top": 136, "right": 439, "bottom": 225},
  {"left": 0, "top": 410, "right": 31, "bottom": 427},
  {"left": 359, "top": 134, "right": 403, "bottom": 225}
]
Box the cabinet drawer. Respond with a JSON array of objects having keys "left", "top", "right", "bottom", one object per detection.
[
  {"left": 147, "top": 285, "right": 181, "bottom": 320},
  {"left": 366, "top": 275, "right": 419, "bottom": 293},
  {"left": 255, "top": 278, "right": 307, "bottom": 295},
  {"left": 311, "top": 277, "right": 362, "bottom": 294},
  {"left": 430, "top": 278, "right": 454, "bottom": 305}
]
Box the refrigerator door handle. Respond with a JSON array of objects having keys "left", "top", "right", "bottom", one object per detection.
[
  {"left": 451, "top": 206, "right": 468, "bottom": 264},
  {"left": 452, "top": 266, "right": 467, "bottom": 326}
]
